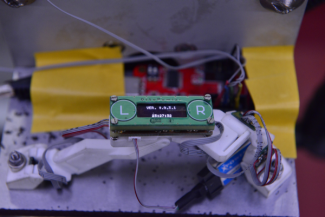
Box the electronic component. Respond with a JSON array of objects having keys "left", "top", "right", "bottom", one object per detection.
[
  {"left": 175, "top": 166, "right": 224, "bottom": 211},
  {"left": 133, "top": 65, "right": 219, "bottom": 96},
  {"left": 109, "top": 95, "right": 215, "bottom": 138},
  {"left": 175, "top": 142, "right": 250, "bottom": 210}
]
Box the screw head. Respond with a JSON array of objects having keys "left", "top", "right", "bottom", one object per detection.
[
  {"left": 111, "top": 117, "right": 118, "bottom": 125},
  {"left": 111, "top": 95, "right": 118, "bottom": 102},
  {"left": 204, "top": 94, "right": 211, "bottom": 101},
  {"left": 207, "top": 117, "right": 215, "bottom": 124},
  {"left": 2, "top": 0, "right": 36, "bottom": 8},
  {"left": 10, "top": 151, "right": 20, "bottom": 161},
  {"left": 8, "top": 151, "right": 26, "bottom": 172},
  {"left": 259, "top": 0, "right": 305, "bottom": 14}
]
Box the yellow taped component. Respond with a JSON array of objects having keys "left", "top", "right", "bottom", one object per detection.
[
  {"left": 31, "top": 47, "right": 124, "bottom": 133},
  {"left": 243, "top": 46, "right": 299, "bottom": 158}
]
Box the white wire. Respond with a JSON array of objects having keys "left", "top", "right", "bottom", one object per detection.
[
  {"left": 46, "top": 0, "right": 246, "bottom": 85},
  {"left": 133, "top": 139, "right": 178, "bottom": 211},
  {"left": 35, "top": 50, "right": 232, "bottom": 71},
  {"left": 0, "top": 67, "right": 14, "bottom": 73},
  {"left": 61, "top": 119, "right": 109, "bottom": 136},
  {"left": 227, "top": 45, "right": 246, "bottom": 87},
  {"left": 47, "top": 0, "right": 175, "bottom": 70},
  {"left": 179, "top": 122, "right": 224, "bottom": 156},
  {"left": 0, "top": 1, "right": 246, "bottom": 86}
]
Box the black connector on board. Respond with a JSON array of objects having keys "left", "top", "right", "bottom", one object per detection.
[{"left": 175, "top": 166, "right": 224, "bottom": 210}]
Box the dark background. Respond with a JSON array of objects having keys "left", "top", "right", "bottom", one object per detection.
[{"left": 295, "top": 1, "right": 325, "bottom": 217}]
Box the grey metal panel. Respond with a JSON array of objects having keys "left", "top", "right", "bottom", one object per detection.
[
  {"left": 0, "top": 25, "right": 13, "bottom": 135},
  {"left": 0, "top": 25, "right": 13, "bottom": 69},
  {"left": 0, "top": 0, "right": 306, "bottom": 67}
]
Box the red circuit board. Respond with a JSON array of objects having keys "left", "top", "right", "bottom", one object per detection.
[{"left": 133, "top": 64, "right": 222, "bottom": 96}]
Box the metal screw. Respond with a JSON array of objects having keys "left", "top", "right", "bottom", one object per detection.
[
  {"left": 2, "top": 0, "right": 36, "bottom": 8},
  {"left": 8, "top": 151, "right": 26, "bottom": 172},
  {"left": 207, "top": 117, "right": 215, "bottom": 124},
  {"left": 111, "top": 117, "right": 118, "bottom": 125},
  {"left": 204, "top": 94, "right": 211, "bottom": 101},
  {"left": 111, "top": 95, "right": 118, "bottom": 102},
  {"left": 260, "top": 0, "right": 305, "bottom": 14}
]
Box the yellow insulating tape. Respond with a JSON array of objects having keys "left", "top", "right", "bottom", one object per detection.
[
  {"left": 31, "top": 47, "right": 124, "bottom": 133},
  {"left": 243, "top": 46, "right": 299, "bottom": 158}
]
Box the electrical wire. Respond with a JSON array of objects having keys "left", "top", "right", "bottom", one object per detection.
[
  {"left": 38, "top": 137, "right": 83, "bottom": 189},
  {"left": 46, "top": 0, "right": 246, "bottom": 86},
  {"left": 206, "top": 111, "right": 282, "bottom": 184},
  {"left": 0, "top": 2, "right": 246, "bottom": 91},
  {"left": 214, "top": 81, "right": 229, "bottom": 108},
  {"left": 214, "top": 45, "right": 245, "bottom": 108},
  {"left": 0, "top": 67, "right": 14, "bottom": 73},
  {"left": 132, "top": 139, "right": 178, "bottom": 211},
  {"left": 61, "top": 119, "right": 109, "bottom": 139},
  {"left": 227, "top": 45, "right": 246, "bottom": 87},
  {"left": 242, "top": 111, "right": 282, "bottom": 186},
  {"left": 222, "top": 85, "right": 229, "bottom": 106},
  {"left": 179, "top": 122, "right": 224, "bottom": 156},
  {"left": 35, "top": 50, "right": 240, "bottom": 72}
]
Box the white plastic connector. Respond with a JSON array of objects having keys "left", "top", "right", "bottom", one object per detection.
[{"left": 128, "top": 137, "right": 141, "bottom": 141}]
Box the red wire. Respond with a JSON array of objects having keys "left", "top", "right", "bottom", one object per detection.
[
  {"left": 243, "top": 110, "right": 253, "bottom": 116},
  {"left": 252, "top": 127, "right": 278, "bottom": 185},
  {"left": 263, "top": 148, "right": 279, "bottom": 186},
  {"left": 62, "top": 124, "right": 109, "bottom": 138},
  {"left": 244, "top": 111, "right": 280, "bottom": 186}
]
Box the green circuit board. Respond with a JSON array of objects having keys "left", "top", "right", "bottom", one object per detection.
[{"left": 109, "top": 95, "right": 215, "bottom": 137}]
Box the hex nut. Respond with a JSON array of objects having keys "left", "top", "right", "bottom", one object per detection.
[
  {"left": 207, "top": 117, "right": 215, "bottom": 124},
  {"left": 111, "top": 117, "right": 118, "bottom": 125},
  {"left": 204, "top": 94, "right": 211, "bottom": 101},
  {"left": 111, "top": 95, "right": 118, "bottom": 102}
]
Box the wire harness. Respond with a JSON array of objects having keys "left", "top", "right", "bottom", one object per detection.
[
  {"left": 242, "top": 111, "right": 282, "bottom": 186},
  {"left": 38, "top": 137, "right": 83, "bottom": 189},
  {"left": 61, "top": 119, "right": 109, "bottom": 139},
  {"left": 179, "top": 122, "right": 224, "bottom": 156},
  {"left": 206, "top": 111, "right": 282, "bottom": 185}
]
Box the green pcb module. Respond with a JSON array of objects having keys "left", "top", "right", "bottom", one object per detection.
[{"left": 109, "top": 95, "right": 215, "bottom": 137}]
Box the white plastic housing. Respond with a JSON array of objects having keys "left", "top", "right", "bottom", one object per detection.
[
  {"left": 199, "top": 110, "right": 251, "bottom": 162},
  {"left": 241, "top": 156, "right": 292, "bottom": 197},
  {"left": 240, "top": 128, "right": 291, "bottom": 198},
  {"left": 6, "top": 144, "right": 46, "bottom": 190},
  {"left": 48, "top": 137, "right": 171, "bottom": 182}
]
